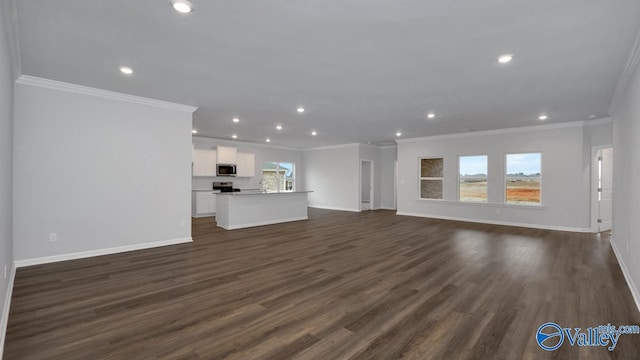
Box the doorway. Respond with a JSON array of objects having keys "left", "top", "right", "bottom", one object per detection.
[
  {"left": 592, "top": 146, "right": 613, "bottom": 232},
  {"left": 360, "top": 160, "right": 374, "bottom": 211}
]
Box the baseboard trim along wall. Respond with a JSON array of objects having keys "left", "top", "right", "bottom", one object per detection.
[
  {"left": 0, "top": 263, "right": 16, "bottom": 360},
  {"left": 395, "top": 212, "right": 592, "bottom": 233},
  {"left": 610, "top": 238, "right": 640, "bottom": 313},
  {"left": 308, "top": 205, "right": 360, "bottom": 212},
  {"left": 14, "top": 237, "right": 193, "bottom": 268}
]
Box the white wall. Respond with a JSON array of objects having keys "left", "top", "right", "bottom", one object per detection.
[
  {"left": 191, "top": 136, "right": 305, "bottom": 191},
  {"left": 396, "top": 123, "right": 602, "bottom": 231},
  {"left": 611, "top": 55, "right": 640, "bottom": 310},
  {"left": 380, "top": 146, "right": 397, "bottom": 209},
  {"left": 0, "top": 0, "right": 16, "bottom": 352},
  {"left": 304, "top": 144, "right": 360, "bottom": 211},
  {"left": 13, "top": 79, "right": 194, "bottom": 263}
]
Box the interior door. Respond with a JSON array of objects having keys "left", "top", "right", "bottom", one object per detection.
[
  {"left": 361, "top": 160, "right": 372, "bottom": 210},
  {"left": 598, "top": 147, "right": 613, "bottom": 232}
]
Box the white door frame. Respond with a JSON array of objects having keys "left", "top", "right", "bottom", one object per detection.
[
  {"left": 590, "top": 145, "right": 613, "bottom": 232},
  {"left": 360, "top": 159, "right": 374, "bottom": 211}
]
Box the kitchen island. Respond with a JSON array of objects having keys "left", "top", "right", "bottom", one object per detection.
[{"left": 215, "top": 191, "right": 312, "bottom": 230}]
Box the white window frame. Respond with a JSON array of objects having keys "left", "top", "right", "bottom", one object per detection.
[
  {"left": 263, "top": 161, "right": 296, "bottom": 193},
  {"left": 504, "top": 152, "right": 543, "bottom": 206},
  {"left": 458, "top": 154, "right": 488, "bottom": 203},
  {"left": 419, "top": 157, "right": 444, "bottom": 200}
]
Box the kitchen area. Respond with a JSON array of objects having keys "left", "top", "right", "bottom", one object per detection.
[{"left": 191, "top": 136, "right": 310, "bottom": 230}]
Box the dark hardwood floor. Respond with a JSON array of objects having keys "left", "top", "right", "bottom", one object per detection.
[{"left": 4, "top": 209, "right": 640, "bottom": 359}]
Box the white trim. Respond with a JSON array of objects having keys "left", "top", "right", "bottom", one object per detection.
[
  {"left": 379, "top": 207, "right": 397, "bottom": 210},
  {"left": 308, "top": 205, "right": 361, "bottom": 212},
  {"left": 0, "top": 263, "right": 16, "bottom": 360},
  {"left": 14, "top": 237, "right": 193, "bottom": 268},
  {"left": 610, "top": 238, "right": 640, "bottom": 314},
  {"left": 219, "top": 217, "right": 308, "bottom": 230},
  {"left": 585, "top": 117, "right": 613, "bottom": 126},
  {"left": 609, "top": 27, "right": 640, "bottom": 116},
  {"left": 396, "top": 120, "right": 586, "bottom": 144},
  {"left": 15, "top": 76, "right": 197, "bottom": 113},
  {"left": 192, "top": 136, "right": 302, "bottom": 151},
  {"left": 396, "top": 212, "right": 591, "bottom": 233},
  {"left": 193, "top": 213, "right": 215, "bottom": 218},
  {"left": 303, "top": 143, "right": 360, "bottom": 151}
]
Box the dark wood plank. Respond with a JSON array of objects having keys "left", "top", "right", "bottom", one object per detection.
[{"left": 4, "top": 209, "right": 640, "bottom": 359}]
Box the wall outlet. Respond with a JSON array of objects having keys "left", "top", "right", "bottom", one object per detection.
[
  {"left": 3, "top": 264, "right": 6, "bottom": 279},
  {"left": 49, "top": 233, "right": 57, "bottom": 242},
  {"left": 496, "top": 208, "right": 501, "bottom": 214},
  {"left": 180, "top": 220, "right": 186, "bottom": 228}
]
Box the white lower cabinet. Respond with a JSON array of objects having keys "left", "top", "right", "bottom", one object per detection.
[{"left": 193, "top": 191, "right": 218, "bottom": 217}]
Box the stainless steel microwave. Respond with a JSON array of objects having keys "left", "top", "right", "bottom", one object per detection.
[{"left": 216, "top": 164, "right": 237, "bottom": 177}]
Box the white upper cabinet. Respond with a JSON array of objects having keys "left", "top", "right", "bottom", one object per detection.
[
  {"left": 217, "top": 146, "right": 237, "bottom": 164},
  {"left": 192, "top": 149, "right": 217, "bottom": 177},
  {"left": 236, "top": 152, "right": 256, "bottom": 177}
]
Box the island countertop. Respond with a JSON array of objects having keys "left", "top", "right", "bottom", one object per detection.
[{"left": 217, "top": 191, "right": 313, "bottom": 196}]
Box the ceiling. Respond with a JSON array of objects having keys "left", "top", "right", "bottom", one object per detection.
[{"left": 15, "top": 0, "right": 640, "bottom": 148}]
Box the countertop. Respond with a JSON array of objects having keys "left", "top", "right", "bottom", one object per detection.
[{"left": 217, "top": 191, "right": 313, "bottom": 196}]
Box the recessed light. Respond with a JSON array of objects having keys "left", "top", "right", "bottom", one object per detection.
[
  {"left": 297, "top": 107, "right": 305, "bottom": 113},
  {"left": 538, "top": 114, "right": 548, "bottom": 121},
  {"left": 232, "top": 117, "right": 240, "bottom": 123},
  {"left": 276, "top": 125, "right": 283, "bottom": 130},
  {"left": 396, "top": 132, "right": 402, "bottom": 137},
  {"left": 311, "top": 131, "right": 317, "bottom": 136},
  {"left": 266, "top": 138, "right": 271, "bottom": 143},
  {"left": 192, "top": 129, "right": 197, "bottom": 134},
  {"left": 427, "top": 113, "right": 435, "bottom": 119},
  {"left": 497, "top": 54, "right": 513, "bottom": 64},
  {"left": 589, "top": 114, "right": 597, "bottom": 119},
  {"left": 119, "top": 66, "right": 133, "bottom": 75},
  {"left": 171, "top": 0, "right": 193, "bottom": 14},
  {"left": 231, "top": 134, "right": 237, "bottom": 139}
]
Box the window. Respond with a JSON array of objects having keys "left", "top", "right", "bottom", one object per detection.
[
  {"left": 262, "top": 162, "right": 295, "bottom": 192},
  {"left": 419, "top": 158, "right": 443, "bottom": 199},
  {"left": 505, "top": 153, "right": 541, "bottom": 205},
  {"left": 459, "top": 155, "right": 488, "bottom": 202}
]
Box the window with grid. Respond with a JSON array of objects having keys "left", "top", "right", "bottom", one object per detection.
[{"left": 419, "top": 158, "right": 444, "bottom": 199}]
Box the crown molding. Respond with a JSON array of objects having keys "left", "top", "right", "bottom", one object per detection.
[
  {"left": 396, "top": 120, "right": 587, "bottom": 144},
  {"left": 303, "top": 143, "right": 360, "bottom": 151},
  {"left": 16, "top": 75, "right": 197, "bottom": 113},
  {"left": 585, "top": 116, "right": 612, "bottom": 126},
  {"left": 192, "top": 136, "right": 303, "bottom": 151},
  {"left": 1, "top": 0, "right": 21, "bottom": 80},
  {"left": 609, "top": 27, "right": 640, "bottom": 116}
]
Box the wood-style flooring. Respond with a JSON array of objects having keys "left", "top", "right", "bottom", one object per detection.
[{"left": 4, "top": 209, "right": 640, "bottom": 359}]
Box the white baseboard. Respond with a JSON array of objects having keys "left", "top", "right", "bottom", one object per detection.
[
  {"left": 193, "top": 213, "right": 215, "bottom": 218},
  {"left": 308, "top": 205, "right": 360, "bottom": 212},
  {"left": 1, "top": 263, "right": 16, "bottom": 360},
  {"left": 378, "top": 207, "right": 397, "bottom": 210},
  {"left": 395, "top": 212, "right": 591, "bottom": 233},
  {"left": 220, "top": 217, "right": 308, "bottom": 230},
  {"left": 609, "top": 238, "right": 640, "bottom": 314},
  {"left": 14, "top": 237, "right": 193, "bottom": 268}
]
